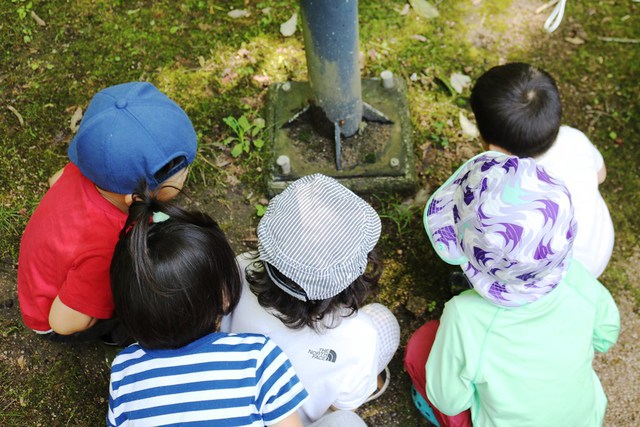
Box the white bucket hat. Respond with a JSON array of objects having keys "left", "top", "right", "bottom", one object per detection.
[
  {"left": 424, "top": 152, "right": 576, "bottom": 307},
  {"left": 257, "top": 174, "right": 381, "bottom": 301}
]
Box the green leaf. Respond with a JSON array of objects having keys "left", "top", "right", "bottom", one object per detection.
[
  {"left": 238, "top": 115, "right": 251, "bottom": 132},
  {"left": 255, "top": 204, "right": 268, "bottom": 217},
  {"left": 231, "top": 143, "right": 243, "bottom": 157},
  {"left": 609, "top": 131, "right": 617, "bottom": 140},
  {"left": 223, "top": 116, "right": 239, "bottom": 132},
  {"left": 253, "top": 138, "right": 264, "bottom": 148},
  {"left": 253, "top": 117, "right": 265, "bottom": 129},
  {"left": 409, "top": 0, "right": 439, "bottom": 19}
]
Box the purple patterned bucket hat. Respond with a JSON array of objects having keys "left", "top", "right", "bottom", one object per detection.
[{"left": 424, "top": 152, "right": 577, "bottom": 307}]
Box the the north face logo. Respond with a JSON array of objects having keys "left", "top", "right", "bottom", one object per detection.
[{"left": 308, "top": 347, "right": 337, "bottom": 363}]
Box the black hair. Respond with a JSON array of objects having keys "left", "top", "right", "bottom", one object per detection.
[
  {"left": 246, "top": 251, "right": 383, "bottom": 332},
  {"left": 110, "top": 182, "right": 241, "bottom": 349},
  {"left": 470, "top": 62, "right": 562, "bottom": 158}
]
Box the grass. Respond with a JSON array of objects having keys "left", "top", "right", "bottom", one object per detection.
[{"left": 0, "top": 0, "right": 639, "bottom": 424}]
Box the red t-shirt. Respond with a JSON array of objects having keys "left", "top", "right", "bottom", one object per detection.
[{"left": 17, "top": 163, "right": 127, "bottom": 331}]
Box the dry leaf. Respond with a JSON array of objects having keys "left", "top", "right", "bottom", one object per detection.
[
  {"left": 409, "top": 0, "right": 439, "bottom": 19},
  {"left": 411, "top": 34, "right": 428, "bottom": 42},
  {"left": 31, "top": 10, "right": 46, "bottom": 26},
  {"left": 198, "top": 56, "right": 206, "bottom": 68},
  {"left": 399, "top": 4, "right": 411, "bottom": 15},
  {"left": 70, "top": 106, "right": 83, "bottom": 133},
  {"left": 228, "top": 9, "right": 250, "bottom": 18},
  {"left": 450, "top": 72, "right": 471, "bottom": 94},
  {"left": 17, "top": 356, "right": 26, "bottom": 370},
  {"left": 280, "top": 12, "right": 297, "bottom": 37},
  {"left": 7, "top": 106, "right": 24, "bottom": 126},
  {"left": 410, "top": 73, "right": 419, "bottom": 81},
  {"left": 252, "top": 74, "right": 270, "bottom": 85},
  {"left": 565, "top": 36, "right": 585, "bottom": 45},
  {"left": 459, "top": 111, "right": 479, "bottom": 140}
]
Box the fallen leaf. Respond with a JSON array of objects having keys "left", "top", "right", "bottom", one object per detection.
[
  {"left": 262, "top": 7, "right": 271, "bottom": 14},
  {"left": 565, "top": 36, "right": 585, "bottom": 45},
  {"left": 411, "top": 34, "right": 428, "bottom": 42},
  {"left": 17, "top": 356, "right": 26, "bottom": 370},
  {"left": 399, "top": 3, "right": 411, "bottom": 15},
  {"left": 409, "top": 0, "right": 439, "bottom": 19},
  {"left": 252, "top": 74, "right": 270, "bottom": 85},
  {"left": 7, "top": 106, "right": 24, "bottom": 126},
  {"left": 410, "top": 73, "right": 419, "bottom": 81},
  {"left": 215, "top": 156, "right": 231, "bottom": 168},
  {"left": 70, "top": 106, "right": 83, "bottom": 132},
  {"left": 450, "top": 72, "right": 471, "bottom": 94},
  {"left": 198, "top": 56, "right": 206, "bottom": 68},
  {"left": 228, "top": 9, "right": 250, "bottom": 18},
  {"left": 459, "top": 111, "right": 479, "bottom": 140},
  {"left": 225, "top": 174, "right": 240, "bottom": 186},
  {"left": 30, "top": 10, "right": 46, "bottom": 26},
  {"left": 368, "top": 49, "right": 378, "bottom": 61},
  {"left": 280, "top": 12, "right": 297, "bottom": 37}
]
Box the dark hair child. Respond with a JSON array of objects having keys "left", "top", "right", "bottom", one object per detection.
[{"left": 107, "top": 185, "right": 308, "bottom": 427}]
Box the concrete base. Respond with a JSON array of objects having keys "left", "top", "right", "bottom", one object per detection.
[{"left": 264, "top": 77, "right": 415, "bottom": 195}]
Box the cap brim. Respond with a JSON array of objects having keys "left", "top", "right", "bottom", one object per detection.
[{"left": 424, "top": 153, "right": 492, "bottom": 265}]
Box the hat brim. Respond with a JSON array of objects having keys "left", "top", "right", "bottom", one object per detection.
[{"left": 423, "top": 152, "right": 492, "bottom": 265}]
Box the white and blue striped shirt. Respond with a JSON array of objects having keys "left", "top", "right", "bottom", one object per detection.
[{"left": 108, "top": 332, "right": 308, "bottom": 426}]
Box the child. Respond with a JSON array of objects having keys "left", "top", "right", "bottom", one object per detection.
[
  {"left": 17, "top": 81, "right": 196, "bottom": 340},
  {"left": 221, "top": 174, "right": 400, "bottom": 424},
  {"left": 405, "top": 152, "right": 620, "bottom": 426},
  {"left": 470, "top": 62, "right": 614, "bottom": 278},
  {"left": 108, "top": 188, "right": 308, "bottom": 426}
]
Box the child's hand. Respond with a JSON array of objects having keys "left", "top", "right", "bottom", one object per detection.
[{"left": 597, "top": 164, "right": 607, "bottom": 184}]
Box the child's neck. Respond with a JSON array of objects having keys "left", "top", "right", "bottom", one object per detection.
[
  {"left": 487, "top": 144, "right": 512, "bottom": 155},
  {"left": 95, "top": 186, "right": 130, "bottom": 213}
]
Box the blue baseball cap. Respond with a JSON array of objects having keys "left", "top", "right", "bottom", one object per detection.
[{"left": 68, "top": 82, "right": 197, "bottom": 194}]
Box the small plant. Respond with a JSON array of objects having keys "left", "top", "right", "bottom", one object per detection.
[
  {"left": 223, "top": 115, "right": 265, "bottom": 157},
  {"left": 255, "top": 203, "right": 268, "bottom": 217},
  {"left": 430, "top": 120, "right": 449, "bottom": 149},
  {"left": 376, "top": 198, "right": 419, "bottom": 235}
]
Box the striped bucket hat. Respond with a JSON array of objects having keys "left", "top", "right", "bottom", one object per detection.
[
  {"left": 257, "top": 174, "right": 381, "bottom": 301},
  {"left": 424, "top": 152, "right": 576, "bottom": 307}
]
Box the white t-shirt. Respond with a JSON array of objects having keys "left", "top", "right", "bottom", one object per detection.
[
  {"left": 220, "top": 253, "right": 378, "bottom": 424},
  {"left": 535, "top": 126, "right": 614, "bottom": 277}
]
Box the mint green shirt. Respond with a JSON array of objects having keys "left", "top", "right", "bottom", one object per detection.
[{"left": 426, "top": 261, "right": 620, "bottom": 427}]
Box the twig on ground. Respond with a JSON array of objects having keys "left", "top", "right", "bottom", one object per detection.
[{"left": 597, "top": 36, "right": 640, "bottom": 44}]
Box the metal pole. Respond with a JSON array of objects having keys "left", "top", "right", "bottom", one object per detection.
[{"left": 300, "top": 0, "right": 362, "bottom": 138}]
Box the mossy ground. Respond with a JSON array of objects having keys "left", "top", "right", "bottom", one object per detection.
[{"left": 1, "top": 0, "right": 638, "bottom": 425}]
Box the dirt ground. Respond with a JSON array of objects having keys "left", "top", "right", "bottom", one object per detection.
[{"left": 1, "top": 0, "right": 639, "bottom": 426}]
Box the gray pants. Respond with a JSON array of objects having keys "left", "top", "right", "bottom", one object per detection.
[{"left": 307, "top": 411, "right": 367, "bottom": 427}]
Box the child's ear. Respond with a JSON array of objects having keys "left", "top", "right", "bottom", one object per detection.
[{"left": 124, "top": 194, "right": 134, "bottom": 207}]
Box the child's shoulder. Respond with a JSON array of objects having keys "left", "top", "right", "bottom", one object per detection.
[
  {"left": 553, "top": 125, "right": 596, "bottom": 153},
  {"left": 560, "top": 260, "right": 608, "bottom": 301},
  {"left": 445, "top": 289, "right": 498, "bottom": 317}
]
